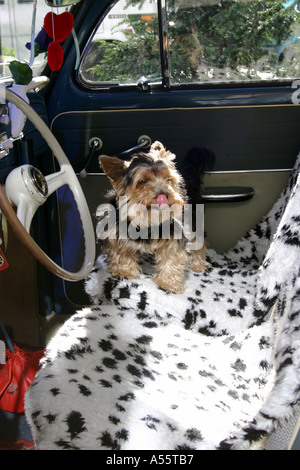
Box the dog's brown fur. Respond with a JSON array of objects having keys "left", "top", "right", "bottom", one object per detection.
[{"left": 99, "top": 141, "right": 210, "bottom": 294}]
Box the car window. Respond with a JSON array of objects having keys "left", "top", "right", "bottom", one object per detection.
[
  {"left": 168, "top": 0, "right": 300, "bottom": 85},
  {"left": 79, "top": 0, "right": 300, "bottom": 88},
  {"left": 79, "top": 0, "right": 161, "bottom": 86}
]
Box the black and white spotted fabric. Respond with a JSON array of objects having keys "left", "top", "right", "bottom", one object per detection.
[{"left": 25, "top": 154, "right": 300, "bottom": 450}]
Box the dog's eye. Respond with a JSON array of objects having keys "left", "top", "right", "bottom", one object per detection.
[
  {"left": 167, "top": 178, "right": 172, "bottom": 184},
  {"left": 138, "top": 179, "right": 148, "bottom": 186}
]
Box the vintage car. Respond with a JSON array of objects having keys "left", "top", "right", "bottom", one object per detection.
[{"left": 0, "top": 0, "right": 299, "bottom": 451}]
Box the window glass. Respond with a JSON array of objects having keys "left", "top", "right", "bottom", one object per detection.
[
  {"left": 167, "top": 0, "right": 300, "bottom": 85},
  {"left": 79, "top": 0, "right": 300, "bottom": 88},
  {"left": 79, "top": 0, "right": 161, "bottom": 86},
  {"left": 0, "top": 0, "right": 49, "bottom": 79}
]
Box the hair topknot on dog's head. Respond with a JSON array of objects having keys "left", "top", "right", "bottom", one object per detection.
[{"left": 149, "top": 141, "right": 176, "bottom": 162}]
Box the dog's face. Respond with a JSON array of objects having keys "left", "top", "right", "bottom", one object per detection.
[{"left": 99, "top": 141, "right": 186, "bottom": 227}]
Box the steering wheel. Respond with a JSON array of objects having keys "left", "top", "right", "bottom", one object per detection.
[{"left": 0, "top": 84, "right": 95, "bottom": 281}]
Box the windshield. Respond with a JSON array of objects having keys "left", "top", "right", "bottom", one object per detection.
[{"left": 0, "top": 0, "right": 50, "bottom": 79}]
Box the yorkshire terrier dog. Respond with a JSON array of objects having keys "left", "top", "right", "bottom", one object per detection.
[{"left": 98, "top": 141, "right": 215, "bottom": 294}]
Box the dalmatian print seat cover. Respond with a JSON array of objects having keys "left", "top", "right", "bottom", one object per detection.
[{"left": 25, "top": 153, "right": 300, "bottom": 450}]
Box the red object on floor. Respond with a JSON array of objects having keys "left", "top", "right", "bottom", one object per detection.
[
  {"left": 0, "top": 438, "right": 35, "bottom": 450},
  {"left": 0, "top": 345, "right": 44, "bottom": 413}
]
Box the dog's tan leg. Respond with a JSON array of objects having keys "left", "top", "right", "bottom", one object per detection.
[
  {"left": 153, "top": 242, "right": 188, "bottom": 294},
  {"left": 106, "top": 241, "right": 141, "bottom": 278},
  {"left": 189, "top": 243, "right": 210, "bottom": 272}
]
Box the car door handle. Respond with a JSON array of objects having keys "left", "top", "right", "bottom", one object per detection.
[
  {"left": 137, "top": 76, "right": 163, "bottom": 91},
  {"left": 201, "top": 186, "right": 255, "bottom": 202},
  {"left": 118, "top": 135, "right": 152, "bottom": 158}
]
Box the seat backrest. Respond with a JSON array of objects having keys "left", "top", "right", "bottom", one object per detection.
[{"left": 253, "top": 157, "right": 300, "bottom": 320}]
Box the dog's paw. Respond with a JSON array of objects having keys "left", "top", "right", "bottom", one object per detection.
[
  {"left": 190, "top": 260, "right": 211, "bottom": 273},
  {"left": 153, "top": 276, "right": 185, "bottom": 294},
  {"left": 108, "top": 266, "right": 141, "bottom": 279}
]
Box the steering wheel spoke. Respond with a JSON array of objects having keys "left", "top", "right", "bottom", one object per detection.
[
  {"left": 16, "top": 198, "right": 38, "bottom": 233},
  {"left": 45, "top": 167, "right": 68, "bottom": 196}
]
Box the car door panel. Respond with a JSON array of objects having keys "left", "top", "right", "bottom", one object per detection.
[
  {"left": 48, "top": 100, "right": 299, "bottom": 310},
  {"left": 203, "top": 170, "right": 290, "bottom": 253},
  {"left": 51, "top": 103, "right": 300, "bottom": 172}
]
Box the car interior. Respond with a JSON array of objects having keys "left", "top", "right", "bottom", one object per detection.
[{"left": 0, "top": 0, "right": 299, "bottom": 451}]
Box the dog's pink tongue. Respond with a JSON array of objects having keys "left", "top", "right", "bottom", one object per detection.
[{"left": 156, "top": 194, "right": 168, "bottom": 209}]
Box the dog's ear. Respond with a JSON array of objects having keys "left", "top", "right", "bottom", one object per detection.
[
  {"left": 150, "top": 141, "right": 175, "bottom": 162},
  {"left": 99, "top": 155, "right": 128, "bottom": 185}
]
